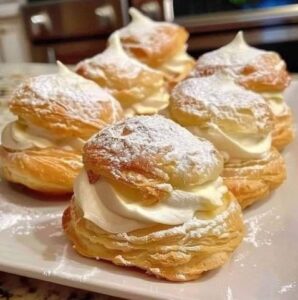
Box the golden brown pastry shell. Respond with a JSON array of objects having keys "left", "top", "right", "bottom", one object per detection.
[
  {"left": 120, "top": 24, "right": 189, "bottom": 68},
  {"left": 76, "top": 62, "right": 167, "bottom": 110},
  {"left": 272, "top": 111, "right": 295, "bottom": 151},
  {"left": 0, "top": 146, "right": 82, "bottom": 195},
  {"left": 62, "top": 193, "right": 244, "bottom": 281},
  {"left": 222, "top": 147, "right": 286, "bottom": 209},
  {"left": 10, "top": 84, "right": 123, "bottom": 140},
  {"left": 193, "top": 53, "right": 291, "bottom": 93}
]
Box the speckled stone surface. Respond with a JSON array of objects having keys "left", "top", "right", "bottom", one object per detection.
[
  {"left": 0, "top": 64, "right": 122, "bottom": 300},
  {"left": 0, "top": 272, "right": 121, "bottom": 299}
]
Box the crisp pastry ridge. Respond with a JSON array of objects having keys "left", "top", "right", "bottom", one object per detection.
[
  {"left": 76, "top": 33, "right": 169, "bottom": 116},
  {"left": 271, "top": 110, "right": 295, "bottom": 150},
  {"left": 169, "top": 73, "right": 286, "bottom": 208},
  {"left": 222, "top": 147, "right": 286, "bottom": 209},
  {"left": 10, "top": 63, "right": 123, "bottom": 139},
  {"left": 63, "top": 194, "right": 244, "bottom": 281},
  {"left": 83, "top": 115, "right": 223, "bottom": 201},
  {"left": 192, "top": 31, "right": 291, "bottom": 93},
  {"left": 0, "top": 63, "right": 123, "bottom": 195},
  {"left": 191, "top": 31, "right": 294, "bottom": 150},
  {"left": 118, "top": 8, "right": 195, "bottom": 85},
  {"left": 63, "top": 115, "right": 244, "bottom": 281},
  {"left": 0, "top": 147, "right": 82, "bottom": 194}
]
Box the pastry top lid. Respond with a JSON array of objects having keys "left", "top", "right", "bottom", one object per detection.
[
  {"left": 76, "top": 33, "right": 164, "bottom": 89},
  {"left": 197, "top": 31, "right": 266, "bottom": 68},
  {"left": 193, "top": 32, "right": 291, "bottom": 92},
  {"left": 171, "top": 72, "right": 273, "bottom": 135},
  {"left": 83, "top": 115, "right": 223, "bottom": 199},
  {"left": 9, "top": 62, "right": 123, "bottom": 139},
  {"left": 118, "top": 8, "right": 189, "bottom": 66}
]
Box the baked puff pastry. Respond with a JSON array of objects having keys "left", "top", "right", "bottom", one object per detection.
[
  {"left": 118, "top": 8, "right": 195, "bottom": 87},
  {"left": 191, "top": 31, "right": 294, "bottom": 150},
  {"left": 76, "top": 33, "right": 169, "bottom": 116},
  {"left": 169, "top": 73, "right": 286, "bottom": 209},
  {"left": 0, "top": 63, "right": 123, "bottom": 195},
  {"left": 63, "top": 115, "right": 244, "bottom": 281}
]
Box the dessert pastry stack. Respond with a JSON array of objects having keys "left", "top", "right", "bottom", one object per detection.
[
  {"left": 63, "top": 115, "right": 244, "bottom": 281},
  {"left": 76, "top": 33, "right": 169, "bottom": 116},
  {"left": 169, "top": 73, "right": 286, "bottom": 208},
  {"left": 191, "top": 31, "right": 294, "bottom": 151},
  {"left": 0, "top": 10, "right": 294, "bottom": 281},
  {"left": 0, "top": 63, "right": 123, "bottom": 194}
]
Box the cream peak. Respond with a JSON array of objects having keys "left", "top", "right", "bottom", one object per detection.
[
  {"left": 129, "top": 7, "right": 153, "bottom": 24},
  {"left": 224, "top": 31, "right": 250, "bottom": 49},
  {"left": 108, "top": 32, "right": 128, "bottom": 56}
]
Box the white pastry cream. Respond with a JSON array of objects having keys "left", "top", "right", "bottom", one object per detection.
[
  {"left": 261, "top": 92, "right": 287, "bottom": 116},
  {"left": 1, "top": 120, "right": 85, "bottom": 151},
  {"left": 74, "top": 169, "right": 228, "bottom": 233},
  {"left": 158, "top": 46, "right": 194, "bottom": 75},
  {"left": 188, "top": 123, "right": 271, "bottom": 161},
  {"left": 124, "top": 87, "right": 169, "bottom": 116}
]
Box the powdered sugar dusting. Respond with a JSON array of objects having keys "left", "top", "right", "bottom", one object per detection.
[
  {"left": 12, "top": 63, "right": 116, "bottom": 122},
  {"left": 197, "top": 31, "right": 265, "bottom": 69},
  {"left": 88, "top": 115, "right": 222, "bottom": 184},
  {"left": 172, "top": 73, "right": 272, "bottom": 132},
  {"left": 77, "top": 33, "right": 156, "bottom": 80},
  {"left": 118, "top": 8, "right": 175, "bottom": 53}
]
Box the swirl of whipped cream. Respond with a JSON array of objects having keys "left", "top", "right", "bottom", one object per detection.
[
  {"left": 1, "top": 120, "right": 85, "bottom": 151},
  {"left": 188, "top": 124, "right": 271, "bottom": 161},
  {"left": 158, "top": 46, "right": 194, "bottom": 75},
  {"left": 74, "top": 169, "right": 228, "bottom": 233}
]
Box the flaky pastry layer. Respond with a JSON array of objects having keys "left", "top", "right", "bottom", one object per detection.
[
  {"left": 0, "top": 146, "right": 82, "bottom": 195},
  {"left": 193, "top": 53, "right": 291, "bottom": 93},
  {"left": 272, "top": 111, "right": 295, "bottom": 151},
  {"left": 83, "top": 116, "right": 223, "bottom": 202},
  {"left": 222, "top": 147, "right": 286, "bottom": 209},
  {"left": 62, "top": 194, "right": 244, "bottom": 281},
  {"left": 120, "top": 24, "right": 189, "bottom": 68},
  {"left": 10, "top": 77, "right": 123, "bottom": 140}
]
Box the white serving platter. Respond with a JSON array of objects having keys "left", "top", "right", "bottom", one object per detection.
[{"left": 0, "top": 81, "right": 297, "bottom": 300}]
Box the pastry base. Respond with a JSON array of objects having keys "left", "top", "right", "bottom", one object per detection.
[
  {"left": 0, "top": 146, "right": 82, "bottom": 195},
  {"left": 63, "top": 193, "right": 244, "bottom": 282},
  {"left": 223, "top": 148, "right": 286, "bottom": 209}
]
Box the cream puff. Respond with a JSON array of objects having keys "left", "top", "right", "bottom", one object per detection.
[
  {"left": 191, "top": 31, "right": 294, "bottom": 150},
  {"left": 118, "top": 8, "right": 195, "bottom": 87},
  {"left": 76, "top": 33, "right": 169, "bottom": 116},
  {"left": 169, "top": 73, "right": 286, "bottom": 209},
  {"left": 63, "top": 115, "right": 244, "bottom": 281},
  {"left": 0, "top": 63, "right": 123, "bottom": 195}
]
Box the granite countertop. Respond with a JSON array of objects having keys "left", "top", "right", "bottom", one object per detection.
[{"left": 0, "top": 63, "right": 122, "bottom": 300}]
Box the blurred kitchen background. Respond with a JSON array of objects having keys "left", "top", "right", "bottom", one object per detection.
[{"left": 1, "top": 0, "right": 298, "bottom": 70}]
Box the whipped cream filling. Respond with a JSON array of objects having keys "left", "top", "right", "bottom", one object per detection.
[
  {"left": 1, "top": 121, "right": 85, "bottom": 151},
  {"left": 260, "top": 92, "right": 287, "bottom": 116},
  {"left": 74, "top": 169, "right": 228, "bottom": 233},
  {"left": 158, "top": 47, "right": 194, "bottom": 75},
  {"left": 188, "top": 123, "right": 271, "bottom": 161},
  {"left": 124, "top": 87, "right": 169, "bottom": 116}
]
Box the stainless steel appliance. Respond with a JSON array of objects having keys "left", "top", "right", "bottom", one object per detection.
[
  {"left": 22, "top": 0, "right": 129, "bottom": 63},
  {"left": 22, "top": 0, "right": 298, "bottom": 70}
]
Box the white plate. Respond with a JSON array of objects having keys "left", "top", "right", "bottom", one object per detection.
[{"left": 0, "top": 83, "right": 297, "bottom": 300}]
